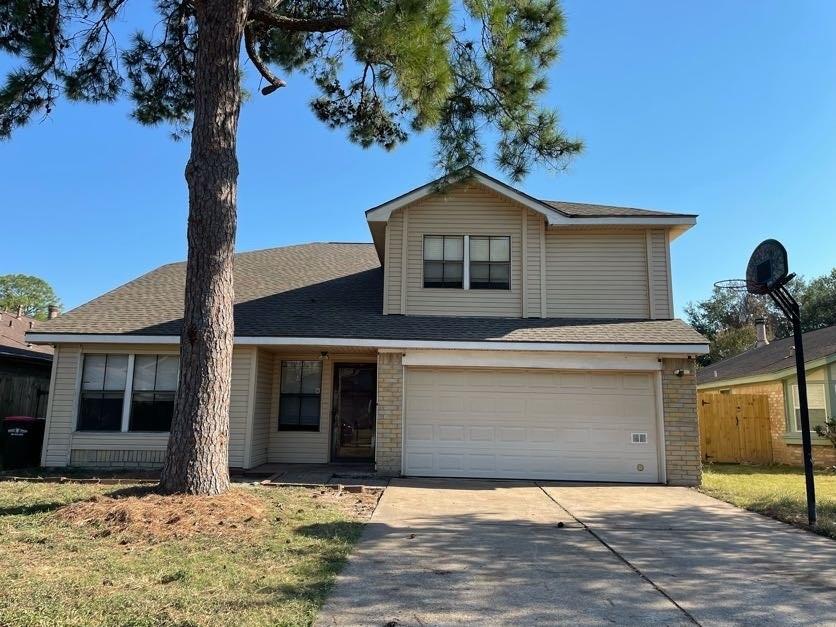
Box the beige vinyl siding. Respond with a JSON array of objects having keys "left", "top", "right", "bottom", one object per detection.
[
  {"left": 649, "top": 229, "right": 673, "bottom": 318},
  {"left": 41, "top": 344, "right": 80, "bottom": 466},
  {"left": 525, "top": 210, "right": 544, "bottom": 317},
  {"left": 384, "top": 212, "right": 405, "bottom": 314},
  {"left": 545, "top": 229, "right": 650, "bottom": 318},
  {"left": 249, "top": 348, "right": 273, "bottom": 468},
  {"left": 40, "top": 343, "right": 256, "bottom": 468},
  {"left": 403, "top": 185, "right": 524, "bottom": 317}
]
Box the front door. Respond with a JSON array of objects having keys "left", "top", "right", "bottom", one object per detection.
[{"left": 332, "top": 364, "right": 376, "bottom": 461}]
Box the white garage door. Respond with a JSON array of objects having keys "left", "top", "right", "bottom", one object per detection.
[{"left": 403, "top": 368, "right": 661, "bottom": 483}]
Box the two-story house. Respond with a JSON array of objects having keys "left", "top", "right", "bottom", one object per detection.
[{"left": 27, "top": 168, "right": 708, "bottom": 485}]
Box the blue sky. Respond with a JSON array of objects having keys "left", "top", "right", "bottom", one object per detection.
[{"left": 3, "top": 1, "right": 835, "bottom": 317}]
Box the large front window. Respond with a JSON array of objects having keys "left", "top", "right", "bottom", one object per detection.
[
  {"left": 77, "top": 353, "right": 179, "bottom": 432},
  {"left": 279, "top": 360, "right": 323, "bottom": 431},
  {"left": 790, "top": 383, "right": 827, "bottom": 432}
]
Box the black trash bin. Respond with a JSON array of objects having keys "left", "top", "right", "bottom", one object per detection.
[{"left": 1, "top": 416, "right": 46, "bottom": 470}]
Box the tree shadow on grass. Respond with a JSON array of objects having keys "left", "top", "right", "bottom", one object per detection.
[
  {"left": 296, "top": 521, "right": 365, "bottom": 542},
  {"left": 0, "top": 501, "right": 72, "bottom": 516}
]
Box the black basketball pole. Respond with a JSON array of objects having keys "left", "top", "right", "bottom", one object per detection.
[{"left": 768, "top": 284, "right": 817, "bottom": 526}]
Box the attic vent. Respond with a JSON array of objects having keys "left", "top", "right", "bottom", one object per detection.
[{"left": 631, "top": 432, "right": 648, "bottom": 444}]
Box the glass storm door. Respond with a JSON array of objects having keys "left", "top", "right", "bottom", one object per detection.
[{"left": 332, "top": 364, "right": 376, "bottom": 461}]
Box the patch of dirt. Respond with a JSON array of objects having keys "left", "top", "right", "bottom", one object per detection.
[
  {"left": 53, "top": 487, "right": 268, "bottom": 542},
  {"left": 310, "top": 487, "right": 382, "bottom": 520}
]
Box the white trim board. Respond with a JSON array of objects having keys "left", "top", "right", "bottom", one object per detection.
[
  {"left": 27, "top": 333, "right": 709, "bottom": 355},
  {"left": 402, "top": 349, "right": 662, "bottom": 371}
]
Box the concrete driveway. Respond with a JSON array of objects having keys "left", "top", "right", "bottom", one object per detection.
[{"left": 316, "top": 479, "right": 836, "bottom": 626}]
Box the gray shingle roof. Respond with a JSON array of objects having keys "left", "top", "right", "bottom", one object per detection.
[
  {"left": 33, "top": 243, "right": 706, "bottom": 347},
  {"left": 542, "top": 200, "right": 693, "bottom": 218},
  {"left": 697, "top": 325, "right": 836, "bottom": 385}
]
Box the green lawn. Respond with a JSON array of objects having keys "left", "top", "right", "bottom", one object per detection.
[
  {"left": 0, "top": 481, "right": 374, "bottom": 626},
  {"left": 701, "top": 464, "right": 836, "bottom": 539}
]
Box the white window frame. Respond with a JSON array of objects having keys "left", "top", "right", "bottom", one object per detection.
[
  {"left": 75, "top": 351, "right": 179, "bottom": 433},
  {"left": 422, "top": 233, "right": 511, "bottom": 290},
  {"left": 468, "top": 234, "right": 511, "bottom": 290},
  {"left": 789, "top": 382, "right": 827, "bottom": 432}
]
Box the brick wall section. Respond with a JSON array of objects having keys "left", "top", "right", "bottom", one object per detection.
[
  {"left": 375, "top": 352, "right": 403, "bottom": 475},
  {"left": 69, "top": 449, "right": 165, "bottom": 469},
  {"left": 729, "top": 382, "right": 836, "bottom": 467},
  {"left": 662, "top": 358, "right": 702, "bottom": 486}
]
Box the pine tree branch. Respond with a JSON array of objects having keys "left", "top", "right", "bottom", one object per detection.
[
  {"left": 244, "top": 23, "right": 286, "bottom": 94},
  {"left": 249, "top": 8, "right": 351, "bottom": 33}
]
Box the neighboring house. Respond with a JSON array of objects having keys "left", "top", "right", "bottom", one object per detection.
[
  {"left": 0, "top": 308, "right": 55, "bottom": 420},
  {"left": 27, "top": 168, "right": 708, "bottom": 485},
  {"left": 697, "top": 322, "right": 836, "bottom": 467}
]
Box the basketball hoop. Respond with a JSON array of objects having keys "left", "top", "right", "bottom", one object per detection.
[{"left": 713, "top": 279, "right": 752, "bottom": 292}]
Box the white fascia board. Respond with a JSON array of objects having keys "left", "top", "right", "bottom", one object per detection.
[
  {"left": 402, "top": 349, "right": 663, "bottom": 371},
  {"left": 27, "top": 332, "right": 709, "bottom": 355},
  {"left": 26, "top": 333, "right": 181, "bottom": 345},
  {"left": 551, "top": 215, "right": 697, "bottom": 228}
]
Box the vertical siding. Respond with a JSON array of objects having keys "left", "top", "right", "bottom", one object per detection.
[
  {"left": 545, "top": 229, "right": 650, "bottom": 318},
  {"left": 650, "top": 229, "right": 673, "bottom": 318},
  {"left": 525, "top": 210, "right": 544, "bottom": 317},
  {"left": 228, "top": 347, "right": 254, "bottom": 468},
  {"left": 42, "top": 344, "right": 80, "bottom": 466},
  {"left": 249, "top": 349, "right": 273, "bottom": 468},
  {"left": 403, "top": 184, "right": 524, "bottom": 317},
  {"left": 385, "top": 212, "right": 404, "bottom": 314}
]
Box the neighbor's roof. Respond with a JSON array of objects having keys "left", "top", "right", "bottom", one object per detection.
[
  {"left": 29, "top": 243, "right": 707, "bottom": 347},
  {"left": 697, "top": 324, "right": 836, "bottom": 386},
  {"left": 0, "top": 311, "right": 53, "bottom": 362}
]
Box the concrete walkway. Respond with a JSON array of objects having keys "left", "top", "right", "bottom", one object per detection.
[{"left": 317, "top": 479, "right": 836, "bottom": 626}]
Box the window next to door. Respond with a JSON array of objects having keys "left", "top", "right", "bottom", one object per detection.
[{"left": 278, "top": 360, "right": 323, "bottom": 431}]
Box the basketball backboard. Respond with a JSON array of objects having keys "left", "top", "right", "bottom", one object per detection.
[{"left": 745, "top": 239, "right": 789, "bottom": 295}]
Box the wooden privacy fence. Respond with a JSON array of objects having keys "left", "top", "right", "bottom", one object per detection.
[{"left": 698, "top": 393, "right": 773, "bottom": 464}]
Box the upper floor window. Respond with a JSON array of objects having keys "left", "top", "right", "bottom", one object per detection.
[
  {"left": 423, "top": 235, "right": 464, "bottom": 288},
  {"left": 77, "top": 353, "right": 179, "bottom": 432},
  {"left": 790, "top": 383, "right": 827, "bottom": 432},
  {"left": 470, "top": 236, "right": 510, "bottom": 290},
  {"left": 279, "top": 360, "right": 323, "bottom": 431}
]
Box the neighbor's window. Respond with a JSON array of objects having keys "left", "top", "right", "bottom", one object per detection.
[
  {"left": 279, "top": 360, "right": 322, "bottom": 431},
  {"left": 423, "top": 235, "right": 464, "bottom": 288},
  {"left": 469, "top": 236, "right": 510, "bottom": 289},
  {"left": 77, "top": 354, "right": 128, "bottom": 431},
  {"left": 130, "top": 355, "right": 179, "bottom": 432},
  {"left": 790, "top": 383, "right": 827, "bottom": 432}
]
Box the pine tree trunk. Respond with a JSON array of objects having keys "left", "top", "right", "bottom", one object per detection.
[{"left": 159, "top": 0, "right": 248, "bottom": 495}]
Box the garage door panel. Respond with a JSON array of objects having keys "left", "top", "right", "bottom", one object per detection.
[{"left": 404, "top": 367, "right": 660, "bottom": 483}]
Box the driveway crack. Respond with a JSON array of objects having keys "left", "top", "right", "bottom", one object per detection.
[{"left": 536, "top": 483, "right": 701, "bottom": 626}]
